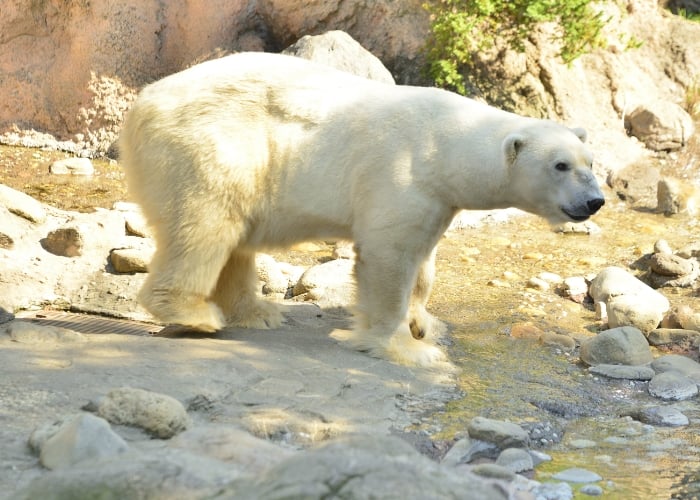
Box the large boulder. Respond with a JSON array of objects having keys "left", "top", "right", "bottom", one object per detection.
[{"left": 625, "top": 99, "right": 695, "bottom": 151}]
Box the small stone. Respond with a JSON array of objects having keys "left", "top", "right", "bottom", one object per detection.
[
  {"left": 37, "top": 413, "right": 128, "bottom": 470},
  {"left": 579, "top": 326, "right": 653, "bottom": 366},
  {"left": 588, "top": 364, "right": 655, "bottom": 380},
  {"left": 537, "top": 272, "right": 563, "bottom": 284},
  {"left": 633, "top": 406, "right": 689, "bottom": 427},
  {"left": 256, "top": 253, "right": 290, "bottom": 294},
  {"left": 648, "top": 371, "right": 698, "bottom": 401},
  {"left": 110, "top": 248, "right": 151, "bottom": 273},
  {"left": 579, "top": 484, "right": 604, "bottom": 496},
  {"left": 41, "top": 227, "right": 84, "bottom": 257},
  {"left": 91, "top": 387, "right": 190, "bottom": 439},
  {"left": 650, "top": 253, "right": 694, "bottom": 277},
  {"left": 654, "top": 239, "right": 673, "bottom": 254},
  {"left": 526, "top": 277, "right": 549, "bottom": 291},
  {"left": 441, "top": 437, "right": 499, "bottom": 466},
  {"left": 470, "top": 463, "right": 516, "bottom": 481},
  {"left": 0, "top": 231, "right": 14, "bottom": 249},
  {"left": 553, "top": 467, "right": 602, "bottom": 483},
  {"left": 647, "top": 328, "right": 700, "bottom": 347},
  {"left": 539, "top": 331, "right": 576, "bottom": 351},
  {"left": 563, "top": 276, "right": 588, "bottom": 297},
  {"left": 495, "top": 447, "right": 533, "bottom": 473},
  {"left": 651, "top": 354, "right": 700, "bottom": 378},
  {"left": 467, "top": 417, "right": 529, "bottom": 449},
  {"left": 124, "top": 212, "right": 150, "bottom": 238},
  {"left": 569, "top": 439, "right": 597, "bottom": 449},
  {"left": 293, "top": 258, "right": 355, "bottom": 308},
  {"left": 510, "top": 322, "right": 545, "bottom": 340},
  {"left": 332, "top": 241, "right": 355, "bottom": 259},
  {"left": 49, "top": 157, "right": 95, "bottom": 176}
]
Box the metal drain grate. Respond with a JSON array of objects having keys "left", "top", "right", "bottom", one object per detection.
[{"left": 14, "top": 310, "right": 163, "bottom": 336}]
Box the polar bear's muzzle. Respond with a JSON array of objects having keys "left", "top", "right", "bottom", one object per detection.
[{"left": 561, "top": 197, "right": 605, "bottom": 221}]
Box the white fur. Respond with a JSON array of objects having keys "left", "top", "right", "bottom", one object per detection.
[{"left": 119, "top": 52, "right": 604, "bottom": 366}]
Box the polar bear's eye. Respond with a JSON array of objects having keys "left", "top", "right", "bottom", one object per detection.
[{"left": 554, "top": 162, "right": 570, "bottom": 172}]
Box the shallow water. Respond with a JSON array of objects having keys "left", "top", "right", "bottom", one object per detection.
[{"left": 427, "top": 198, "right": 700, "bottom": 499}]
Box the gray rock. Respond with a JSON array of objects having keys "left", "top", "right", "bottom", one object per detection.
[
  {"left": 41, "top": 226, "right": 84, "bottom": 257},
  {"left": 13, "top": 448, "right": 236, "bottom": 500},
  {"left": 469, "top": 463, "right": 516, "bottom": 480},
  {"left": 91, "top": 387, "right": 190, "bottom": 439},
  {"left": 579, "top": 326, "right": 653, "bottom": 366},
  {"left": 110, "top": 247, "right": 151, "bottom": 273},
  {"left": 467, "top": 416, "right": 529, "bottom": 449},
  {"left": 651, "top": 354, "right": 700, "bottom": 378},
  {"left": 633, "top": 406, "right": 689, "bottom": 427},
  {"left": 220, "top": 434, "right": 508, "bottom": 499},
  {"left": 36, "top": 413, "right": 128, "bottom": 469},
  {"left": 441, "top": 437, "right": 499, "bottom": 466},
  {"left": 531, "top": 481, "right": 574, "bottom": 500},
  {"left": 625, "top": 100, "right": 695, "bottom": 151},
  {"left": 49, "top": 157, "right": 94, "bottom": 176},
  {"left": 4, "top": 321, "right": 86, "bottom": 344},
  {"left": 648, "top": 371, "right": 698, "bottom": 401},
  {"left": 647, "top": 328, "right": 700, "bottom": 347},
  {"left": 552, "top": 467, "right": 602, "bottom": 483},
  {"left": 588, "top": 363, "right": 655, "bottom": 380},
  {"left": 169, "top": 425, "right": 295, "bottom": 473},
  {"left": 293, "top": 258, "right": 356, "bottom": 308},
  {"left": 0, "top": 183, "right": 46, "bottom": 223},
  {"left": 495, "top": 447, "right": 533, "bottom": 473},
  {"left": 579, "top": 484, "right": 604, "bottom": 496},
  {"left": 282, "top": 30, "right": 395, "bottom": 84}
]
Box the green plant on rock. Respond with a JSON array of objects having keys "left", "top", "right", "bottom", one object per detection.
[{"left": 424, "top": 0, "right": 610, "bottom": 95}]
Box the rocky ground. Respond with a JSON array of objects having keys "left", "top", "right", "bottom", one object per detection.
[{"left": 2, "top": 138, "right": 700, "bottom": 498}]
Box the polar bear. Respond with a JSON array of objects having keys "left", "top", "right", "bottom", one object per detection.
[{"left": 119, "top": 52, "right": 604, "bottom": 366}]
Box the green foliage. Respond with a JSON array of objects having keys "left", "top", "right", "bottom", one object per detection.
[
  {"left": 424, "top": 0, "right": 610, "bottom": 95},
  {"left": 677, "top": 8, "right": 700, "bottom": 22}
]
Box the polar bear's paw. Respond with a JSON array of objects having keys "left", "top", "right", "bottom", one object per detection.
[
  {"left": 384, "top": 330, "right": 448, "bottom": 367},
  {"left": 140, "top": 289, "right": 225, "bottom": 333},
  {"left": 225, "top": 300, "right": 285, "bottom": 329},
  {"left": 332, "top": 326, "right": 449, "bottom": 367}
]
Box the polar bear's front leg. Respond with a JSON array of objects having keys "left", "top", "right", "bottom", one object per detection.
[
  {"left": 336, "top": 242, "right": 447, "bottom": 366},
  {"left": 211, "top": 251, "right": 285, "bottom": 329},
  {"left": 408, "top": 246, "right": 446, "bottom": 343}
]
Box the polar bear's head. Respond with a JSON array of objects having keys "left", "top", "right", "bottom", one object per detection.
[{"left": 503, "top": 122, "right": 605, "bottom": 224}]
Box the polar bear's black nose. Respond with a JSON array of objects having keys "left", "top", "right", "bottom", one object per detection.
[{"left": 587, "top": 198, "right": 605, "bottom": 213}]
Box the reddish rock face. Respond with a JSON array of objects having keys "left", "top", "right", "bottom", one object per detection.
[{"left": 0, "top": 0, "right": 427, "bottom": 154}]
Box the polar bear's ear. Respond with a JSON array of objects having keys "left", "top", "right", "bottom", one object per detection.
[
  {"left": 503, "top": 133, "right": 525, "bottom": 166},
  {"left": 570, "top": 127, "right": 587, "bottom": 143}
]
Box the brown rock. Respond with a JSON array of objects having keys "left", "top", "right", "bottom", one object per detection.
[
  {"left": 42, "top": 227, "right": 84, "bottom": 257},
  {"left": 649, "top": 253, "right": 694, "bottom": 277}
]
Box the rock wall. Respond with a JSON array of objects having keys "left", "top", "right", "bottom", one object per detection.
[
  {"left": 0, "top": 0, "right": 697, "bottom": 170},
  {"left": 0, "top": 0, "right": 427, "bottom": 154}
]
